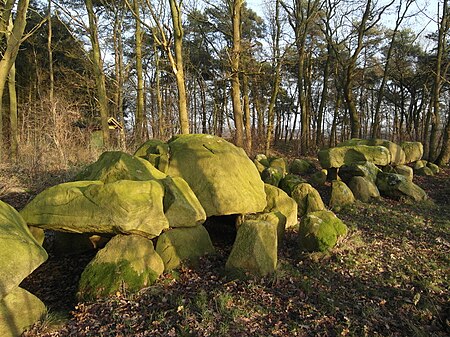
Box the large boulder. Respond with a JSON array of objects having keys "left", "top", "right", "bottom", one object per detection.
[
  {"left": 0, "top": 287, "right": 46, "bottom": 337},
  {"left": 263, "top": 184, "right": 298, "bottom": 229},
  {"left": 348, "top": 176, "right": 380, "bottom": 203},
  {"left": 165, "top": 134, "right": 266, "bottom": 217},
  {"left": 78, "top": 235, "right": 164, "bottom": 301},
  {"left": 413, "top": 160, "right": 427, "bottom": 170},
  {"left": 20, "top": 180, "right": 169, "bottom": 238},
  {"left": 253, "top": 154, "right": 270, "bottom": 173},
  {"left": 269, "top": 157, "right": 288, "bottom": 176},
  {"left": 75, "top": 151, "right": 166, "bottom": 183},
  {"left": 329, "top": 180, "right": 355, "bottom": 212},
  {"left": 225, "top": 220, "right": 278, "bottom": 278},
  {"left": 155, "top": 225, "right": 215, "bottom": 271},
  {"left": 160, "top": 177, "right": 206, "bottom": 228},
  {"left": 376, "top": 172, "right": 427, "bottom": 202},
  {"left": 318, "top": 145, "right": 391, "bottom": 169},
  {"left": 427, "top": 162, "right": 440, "bottom": 175},
  {"left": 279, "top": 174, "right": 306, "bottom": 196},
  {"left": 338, "top": 161, "right": 381, "bottom": 184},
  {"left": 242, "top": 212, "right": 286, "bottom": 246},
  {"left": 401, "top": 141, "right": 423, "bottom": 163},
  {"left": 260, "top": 167, "right": 283, "bottom": 187},
  {"left": 0, "top": 201, "right": 48, "bottom": 299},
  {"left": 298, "top": 210, "right": 348, "bottom": 252},
  {"left": 339, "top": 138, "right": 406, "bottom": 165},
  {"left": 134, "top": 139, "right": 170, "bottom": 173},
  {"left": 291, "top": 183, "right": 325, "bottom": 217},
  {"left": 389, "top": 165, "right": 414, "bottom": 181},
  {"left": 415, "top": 166, "right": 434, "bottom": 176},
  {"left": 289, "top": 159, "right": 315, "bottom": 175},
  {"left": 310, "top": 169, "right": 327, "bottom": 186}
]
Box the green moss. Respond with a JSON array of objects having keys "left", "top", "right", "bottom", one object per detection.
[
  {"left": 279, "top": 174, "right": 306, "bottom": 196},
  {"left": 261, "top": 167, "right": 283, "bottom": 187},
  {"left": 75, "top": 151, "right": 166, "bottom": 183},
  {"left": 299, "top": 211, "right": 348, "bottom": 252},
  {"left": 134, "top": 140, "right": 170, "bottom": 173},
  {"left": 78, "top": 260, "right": 160, "bottom": 301}
]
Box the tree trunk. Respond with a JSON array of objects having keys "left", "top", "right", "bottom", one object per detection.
[
  {"left": 265, "top": 0, "right": 281, "bottom": 155},
  {"left": 113, "top": 4, "right": 126, "bottom": 148},
  {"left": 429, "top": 0, "right": 448, "bottom": 161},
  {"left": 436, "top": 111, "right": 450, "bottom": 166},
  {"left": 242, "top": 73, "right": 252, "bottom": 152},
  {"left": 85, "top": 0, "right": 109, "bottom": 147},
  {"left": 316, "top": 44, "right": 331, "bottom": 148},
  {"left": 0, "top": 0, "right": 29, "bottom": 160},
  {"left": 133, "top": 0, "right": 145, "bottom": 143},
  {"left": 230, "top": 0, "right": 244, "bottom": 148},
  {"left": 8, "top": 62, "right": 17, "bottom": 160},
  {"left": 169, "top": 0, "right": 189, "bottom": 134}
]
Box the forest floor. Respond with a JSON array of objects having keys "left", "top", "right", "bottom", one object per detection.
[{"left": 0, "top": 161, "right": 449, "bottom": 337}]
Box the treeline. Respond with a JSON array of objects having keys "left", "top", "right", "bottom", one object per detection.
[{"left": 1, "top": 0, "right": 450, "bottom": 167}]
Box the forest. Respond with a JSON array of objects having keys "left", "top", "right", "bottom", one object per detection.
[{"left": 0, "top": 0, "right": 449, "bottom": 165}]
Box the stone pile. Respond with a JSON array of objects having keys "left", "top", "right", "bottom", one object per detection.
[{"left": 16, "top": 135, "right": 299, "bottom": 303}]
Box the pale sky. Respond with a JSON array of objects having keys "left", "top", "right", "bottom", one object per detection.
[{"left": 245, "top": 0, "right": 440, "bottom": 50}]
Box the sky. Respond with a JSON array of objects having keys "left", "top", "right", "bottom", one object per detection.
[{"left": 244, "top": 0, "right": 440, "bottom": 50}]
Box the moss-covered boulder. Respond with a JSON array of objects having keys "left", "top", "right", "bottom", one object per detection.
[
  {"left": 156, "top": 225, "right": 215, "bottom": 271},
  {"left": 0, "top": 201, "right": 48, "bottom": 299},
  {"left": 310, "top": 169, "right": 327, "bottom": 186},
  {"left": 414, "top": 160, "right": 427, "bottom": 170},
  {"left": 78, "top": 235, "right": 164, "bottom": 301},
  {"left": 338, "top": 138, "right": 406, "bottom": 165},
  {"left": 20, "top": 180, "right": 169, "bottom": 238},
  {"left": 298, "top": 210, "right": 348, "bottom": 252},
  {"left": 255, "top": 154, "right": 270, "bottom": 167},
  {"left": 253, "top": 159, "right": 267, "bottom": 174},
  {"left": 161, "top": 177, "right": 206, "bottom": 228},
  {"left": 415, "top": 166, "right": 434, "bottom": 176},
  {"left": 242, "top": 212, "right": 286, "bottom": 246},
  {"left": 376, "top": 172, "right": 427, "bottom": 202},
  {"left": 166, "top": 134, "right": 266, "bottom": 217},
  {"left": 263, "top": 184, "right": 298, "bottom": 229},
  {"left": 329, "top": 180, "right": 355, "bottom": 212},
  {"left": 338, "top": 161, "right": 381, "bottom": 184},
  {"left": 269, "top": 157, "right": 288, "bottom": 176},
  {"left": 348, "top": 176, "right": 380, "bottom": 203},
  {"left": 134, "top": 139, "right": 170, "bottom": 173},
  {"left": 289, "top": 159, "right": 315, "bottom": 175},
  {"left": 0, "top": 287, "right": 46, "bottom": 337},
  {"left": 75, "top": 151, "right": 166, "bottom": 183},
  {"left": 291, "top": 183, "right": 325, "bottom": 217},
  {"left": 279, "top": 174, "right": 306, "bottom": 196},
  {"left": 261, "top": 167, "right": 283, "bottom": 187},
  {"left": 225, "top": 220, "right": 277, "bottom": 278},
  {"left": 391, "top": 165, "right": 414, "bottom": 181},
  {"left": 401, "top": 141, "right": 423, "bottom": 163},
  {"left": 427, "top": 162, "right": 440, "bottom": 174},
  {"left": 318, "top": 145, "right": 391, "bottom": 169}
]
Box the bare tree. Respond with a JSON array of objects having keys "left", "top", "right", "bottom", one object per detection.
[{"left": 0, "top": 0, "right": 29, "bottom": 159}]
